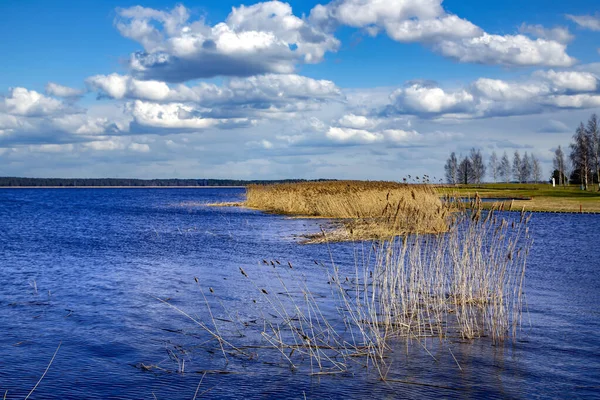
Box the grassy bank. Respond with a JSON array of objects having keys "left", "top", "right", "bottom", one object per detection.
[
  {"left": 245, "top": 181, "right": 449, "bottom": 241},
  {"left": 440, "top": 183, "right": 600, "bottom": 213}
]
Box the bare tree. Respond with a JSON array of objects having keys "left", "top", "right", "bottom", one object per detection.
[
  {"left": 470, "top": 148, "right": 486, "bottom": 183},
  {"left": 531, "top": 154, "right": 542, "bottom": 183},
  {"left": 513, "top": 151, "right": 522, "bottom": 183},
  {"left": 458, "top": 156, "right": 475, "bottom": 184},
  {"left": 500, "top": 152, "right": 511, "bottom": 183},
  {"left": 565, "top": 162, "right": 573, "bottom": 185},
  {"left": 521, "top": 152, "right": 532, "bottom": 183},
  {"left": 570, "top": 122, "right": 590, "bottom": 190},
  {"left": 553, "top": 146, "right": 567, "bottom": 186},
  {"left": 587, "top": 114, "right": 600, "bottom": 190},
  {"left": 488, "top": 151, "right": 499, "bottom": 182},
  {"left": 444, "top": 152, "right": 459, "bottom": 184}
]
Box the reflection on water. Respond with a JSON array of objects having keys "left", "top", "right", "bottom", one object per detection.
[{"left": 0, "top": 188, "right": 598, "bottom": 399}]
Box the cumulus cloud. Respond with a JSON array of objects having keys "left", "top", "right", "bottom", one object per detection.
[
  {"left": 28, "top": 143, "right": 75, "bottom": 153},
  {"left": 519, "top": 24, "right": 574, "bottom": 44},
  {"left": 542, "top": 94, "right": 600, "bottom": 109},
  {"left": 129, "top": 142, "right": 150, "bottom": 152},
  {"left": 127, "top": 100, "right": 220, "bottom": 130},
  {"left": 86, "top": 72, "right": 342, "bottom": 125},
  {"left": 471, "top": 78, "right": 549, "bottom": 101},
  {"left": 310, "top": 0, "right": 575, "bottom": 67},
  {"left": 566, "top": 14, "right": 600, "bottom": 31},
  {"left": 317, "top": 113, "right": 420, "bottom": 145},
  {"left": 379, "top": 67, "right": 600, "bottom": 119},
  {"left": 326, "top": 126, "right": 421, "bottom": 144},
  {"left": 45, "top": 83, "right": 85, "bottom": 99},
  {"left": 310, "top": 0, "right": 480, "bottom": 42},
  {"left": 435, "top": 33, "right": 575, "bottom": 67},
  {"left": 389, "top": 84, "right": 475, "bottom": 115},
  {"left": 534, "top": 70, "right": 598, "bottom": 92},
  {"left": 116, "top": 2, "right": 339, "bottom": 81},
  {"left": 2, "top": 87, "right": 66, "bottom": 117},
  {"left": 87, "top": 73, "right": 340, "bottom": 104}
]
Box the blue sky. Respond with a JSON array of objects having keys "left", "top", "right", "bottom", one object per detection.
[{"left": 1, "top": 0, "right": 600, "bottom": 179}]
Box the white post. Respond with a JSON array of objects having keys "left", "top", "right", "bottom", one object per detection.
[{"left": 552, "top": 177, "right": 556, "bottom": 187}]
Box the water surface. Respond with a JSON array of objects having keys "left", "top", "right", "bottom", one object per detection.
[{"left": 0, "top": 188, "right": 598, "bottom": 399}]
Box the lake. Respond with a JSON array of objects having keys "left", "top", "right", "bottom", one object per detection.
[{"left": 0, "top": 188, "right": 599, "bottom": 399}]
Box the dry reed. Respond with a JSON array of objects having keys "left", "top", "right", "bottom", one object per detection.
[
  {"left": 162, "top": 193, "right": 531, "bottom": 380},
  {"left": 245, "top": 181, "right": 448, "bottom": 240}
]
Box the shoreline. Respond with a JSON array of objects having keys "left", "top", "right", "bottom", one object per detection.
[{"left": 0, "top": 186, "right": 246, "bottom": 189}]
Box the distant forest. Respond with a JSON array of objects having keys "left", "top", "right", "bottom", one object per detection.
[{"left": 0, "top": 177, "right": 333, "bottom": 187}]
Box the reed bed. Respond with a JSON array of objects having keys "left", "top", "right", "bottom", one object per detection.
[
  {"left": 245, "top": 181, "right": 448, "bottom": 240},
  {"left": 162, "top": 195, "right": 531, "bottom": 380}
]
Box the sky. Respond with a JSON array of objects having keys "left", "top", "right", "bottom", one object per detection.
[{"left": 1, "top": 0, "right": 600, "bottom": 180}]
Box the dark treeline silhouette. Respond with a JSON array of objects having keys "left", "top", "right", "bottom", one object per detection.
[{"left": 0, "top": 177, "right": 335, "bottom": 187}]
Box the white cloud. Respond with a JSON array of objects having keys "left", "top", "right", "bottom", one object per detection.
[
  {"left": 385, "top": 15, "right": 480, "bottom": 43},
  {"left": 28, "top": 144, "right": 75, "bottom": 153},
  {"left": 566, "top": 14, "right": 600, "bottom": 31},
  {"left": 45, "top": 83, "right": 85, "bottom": 99},
  {"left": 86, "top": 74, "right": 131, "bottom": 99},
  {"left": 84, "top": 140, "right": 126, "bottom": 151},
  {"left": 435, "top": 33, "right": 575, "bottom": 67},
  {"left": 472, "top": 78, "right": 549, "bottom": 101},
  {"left": 390, "top": 84, "right": 475, "bottom": 114},
  {"left": 127, "top": 100, "right": 220, "bottom": 129},
  {"left": 519, "top": 24, "right": 574, "bottom": 44},
  {"left": 50, "top": 114, "right": 119, "bottom": 135},
  {"left": 309, "top": 0, "right": 444, "bottom": 29},
  {"left": 542, "top": 94, "right": 600, "bottom": 109},
  {"left": 2, "top": 87, "right": 66, "bottom": 117},
  {"left": 379, "top": 66, "right": 600, "bottom": 119},
  {"left": 324, "top": 114, "right": 420, "bottom": 145},
  {"left": 337, "top": 113, "right": 381, "bottom": 129},
  {"left": 534, "top": 70, "right": 598, "bottom": 92},
  {"left": 116, "top": 2, "right": 339, "bottom": 81},
  {"left": 326, "top": 126, "right": 384, "bottom": 143},
  {"left": 129, "top": 142, "right": 150, "bottom": 152},
  {"left": 310, "top": 0, "right": 575, "bottom": 67},
  {"left": 87, "top": 73, "right": 340, "bottom": 105}
]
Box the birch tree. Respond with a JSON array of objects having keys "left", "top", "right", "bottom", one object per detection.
[
  {"left": 470, "top": 148, "right": 486, "bottom": 183},
  {"left": 444, "top": 152, "right": 459, "bottom": 184},
  {"left": 587, "top": 114, "right": 600, "bottom": 190},
  {"left": 488, "top": 151, "right": 499, "bottom": 182},
  {"left": 553, "top": 146, "right": 567, "bottom": 186},
  {"left": 521, "top": 152, "right": 532, "bottom": 183},
  {"left": 500, "top": 152, "right": 511, "bottom": 183},
  {"left": 570, "top": 122, "right": 590, "bottom": 190},
  {"left": 531, "top": 154, "right": 542, "bottom": 183},
  {"left": 513, "top": 151, "right": 522, "bottom": 182}
]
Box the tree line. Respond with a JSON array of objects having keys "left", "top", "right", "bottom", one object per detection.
[
  {"left": 0, "top": 177, "right": 333, "bottom": 187},
  {"left": 444, "top": 148, "right": 542, "bottom": 184},
  {"left": 444, "top": 113, "right": 600, "bottom": 188},
  {"left": 552, "top": 114, "right": 600, "bottom": 190}
]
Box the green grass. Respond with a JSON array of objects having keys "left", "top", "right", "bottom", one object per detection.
[{"left": 439, "top": 183, "right": 600, "bottom": 212}]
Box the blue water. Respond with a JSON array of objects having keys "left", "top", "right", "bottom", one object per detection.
[{"left": 0, "top": 188, "right": 599, "bottom": 399}]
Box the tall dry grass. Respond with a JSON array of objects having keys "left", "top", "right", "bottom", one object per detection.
[
  {"left": 246, "top": 181, "right": 448, "bottom": 240},
  {"left": 161, "top": 193, "right": 531, "bottom": 379}
]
